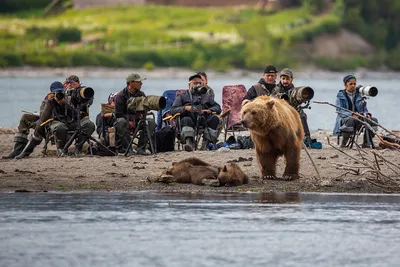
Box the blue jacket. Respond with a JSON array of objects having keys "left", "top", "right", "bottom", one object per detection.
[{"left": 333, "top": 90, "right": 369, "bottom": 135}]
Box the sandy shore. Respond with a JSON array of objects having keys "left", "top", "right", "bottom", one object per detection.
[{"left": 1, "top": 128, "right": 399, "bottom": 194}]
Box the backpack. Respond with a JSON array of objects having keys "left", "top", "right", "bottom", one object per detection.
[{"left": 156, "top": 125, "right": 175, "bottom": 152}]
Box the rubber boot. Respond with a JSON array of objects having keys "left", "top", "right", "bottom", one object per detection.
[
  {"left": 2, "top": 135, "right": 28, "bottom": 159},
  {"left": 15, "top": 136, "right": 42, "bottom": 159},
  {"left": 200, "top": 138, "right": 209, "bottom": 151},
  {"left": 340, "top": 133, "right": 350, "bottom": 148},
  {"left": 184, "top": 138, "right": 194, "bottom": 152}
]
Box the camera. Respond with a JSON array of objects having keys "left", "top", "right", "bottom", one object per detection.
[
  {"left": 192, "top": 84, "right": 208, "bottom": 95},
  {"left": 276, "top": 93, "right": 289, "bottom": 101},
  {"left": 127, "top": 96, "right": 166, "bottom": 111},
  {"left": 356, "top": 85, "right": 378, "bottom": 97},
  {"left": 69, "top": 86, "right": 95, "bottom": 107},
  {"left": 291, "top": 86, "right": 314, "bottom": 103},
  {"left": 55, "top": 90, "right": 65, "bottom": 101}
]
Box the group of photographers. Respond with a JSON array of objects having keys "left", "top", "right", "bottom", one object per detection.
[
  {"left": 3, "top": 75, "right": 95, "bottom": 159},
  {"left": 2, "top": 67, "right": 379, "bottom": 159}
]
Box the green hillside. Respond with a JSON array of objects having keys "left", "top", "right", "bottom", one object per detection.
[{"left": 0, "top": 0, "right": 399, "bottom": 71}]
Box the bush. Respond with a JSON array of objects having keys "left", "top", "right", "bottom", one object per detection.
[
  {"left": 143, "top": 61, "right": 155, "bottom": 70},
  {"left": 386, "top": 46, "right": 400, "bottom": 70},
  {"left": 0, "top": 0, "right": 50, "bottom": 13},
  {"left": 0, "top": 51, "right": 23, "bottom": 67},
  {"left": 57, "top": 27, "right": 82, "bottom": 43},
  {"left": 315, "top": 56, "right": 368, "bottom": 71}
]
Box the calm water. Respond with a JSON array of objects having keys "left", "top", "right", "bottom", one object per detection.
[
  {"left": 0, "top": 192, "right": 400, "bottom": 267},
  {"left": 1, "top": 76, "right": 399, "bottom": 130}
]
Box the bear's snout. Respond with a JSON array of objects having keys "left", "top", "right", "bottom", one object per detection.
[{"left": 241, "top": 120, "right": 247, "bottom": 127}]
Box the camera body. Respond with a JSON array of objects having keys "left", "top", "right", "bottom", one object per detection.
[
  {"left": 356, "top": 85, "right": 378, "bottom": 97},
  {"left": 54, "top": 86, "right": 95, "bottom": 106},
  {"left": 192, "top": 84, "right": 208, "bottom": 95}
]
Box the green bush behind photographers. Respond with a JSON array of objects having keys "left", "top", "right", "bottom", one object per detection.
[{"left": 1, "top": 0, "right": 400, "bottom": 70}]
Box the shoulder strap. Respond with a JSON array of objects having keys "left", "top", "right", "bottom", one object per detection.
[{"left": 253, "top": 83, "right": 270, "bottom": 96}]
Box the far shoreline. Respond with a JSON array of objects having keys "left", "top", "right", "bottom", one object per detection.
[{"left": 1, "top": 66, "right": 400, "bottom": 80}]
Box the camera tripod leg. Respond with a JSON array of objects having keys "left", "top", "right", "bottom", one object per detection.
[
  {"left": 124, "top": 121, "right": 142, "bottom": 157},
  {"left": 61, "top": 130, "right": 79, "bottom": 155},
  {"left": 87, "top": 135, "right": 117, "bottom": 156},
  {"left": 144, "top": 121, "right": 155, "bottom": 154}
]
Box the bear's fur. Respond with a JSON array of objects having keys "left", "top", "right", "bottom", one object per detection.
[
  {"left": 163, "top": 157, "right": 248, "bottom": 186},
  {"left": 165, "top": 161, "right": 219, "bottom": 185},
  {"left": 241, "top": 96, "right": 304, "bottom": 180},
  {"left": 217, "top": 163, "right": 249, "bottom": 186}
]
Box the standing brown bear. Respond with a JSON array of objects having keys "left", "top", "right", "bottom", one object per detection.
[{"left": 241, "top": 96, "right": 304, "bottom": 180}]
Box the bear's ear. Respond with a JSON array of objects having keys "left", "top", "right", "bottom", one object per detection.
[
  {"left": 172, "top": 162, "right": 178, "bottom": 166},
  {"left": 222, "top": 165, "right": 228, "bottom": 172},
  {"left": 242, "top": 99, "right": 250, "bottom": 107},
  {"left": 266, "top": 99, "right": 275, "bottom": 108}
]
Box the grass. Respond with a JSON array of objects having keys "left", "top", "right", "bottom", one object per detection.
[{"left": 0, "top": 4, "right": 350, "bottom": 70}]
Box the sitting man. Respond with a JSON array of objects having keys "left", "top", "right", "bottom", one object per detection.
[
  {"left": 242, "top": 65, "right": 277, "bottom": 102},
  {"left": 96, "top": 92, "right": 118, "bottom": 143},
  {"left": 171, "top": 73, "right": 222, "bottom": 152},
  {"left": 333, "top": 74, "right": 378, "bottom": 148},
  {"left": 2, "top": 82, "right": 62, "bottom": 159},
  {"left": 114, "top": 73, "right": 155, "bottom": 155},
  {"left": 41, "top": 77, "right": 95, "bottom": 156},
  {"left": 271, "top": 68, "right": 312, "bottom": 144}
]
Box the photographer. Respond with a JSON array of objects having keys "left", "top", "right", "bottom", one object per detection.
[
  {"left": 242, "top": 65, "right": 277, "bottom": 102},
  {"left": 171, "top": 74, "right": 222, "bottom": 152},
  {"left": 114, "top": 73, "right": 155, "bottom": 155},
  {"left": 96, "top": 92, "right": 118, "bottom": 139},
  {"left": 333, "top": 74, "right": 378, "bottom": 148},
  {"left": 271, "top": 68, "right": 312, "bottom": 144},
  {"left": 2, "top": 82, "right": 63, "bottom": 159}
]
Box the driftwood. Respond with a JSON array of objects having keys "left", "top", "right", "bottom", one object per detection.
[{"left": 326, "top": 136, "right": 400, "bottom": 191}]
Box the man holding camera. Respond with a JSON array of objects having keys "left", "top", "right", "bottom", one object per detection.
[
  {"left": 114, "top": 73, "right": 155, "bottom": 155},
  {"left": 243, "top": 65, "right": 277, "bottom": 102},
  {"left": 39, "top": 75, "right": 95, "bottom": 156},
  {"left": 171, "top": 74, "right": 222, "bottom": 152},
  {"left": 2, "top": 82, "right": 63, "bottom": 159},
  {"left": 333, "top": 74, "right": 378, "bottom": 148},
  {"left": 271, "top": 68, "right": 312, "bottom": 144}
]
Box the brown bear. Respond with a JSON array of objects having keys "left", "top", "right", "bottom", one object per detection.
[
  {"left": 241, "top": 96, "right": 304, "bottom": 180},
  {"left": 161, "top": 157, "right": 248, "bottom": 186},
  {"left": 164, "top": 157, "right": 220, "bottom": 185},
  {"left": 217, "top": 163, "right": 249, "bottom": 186}
]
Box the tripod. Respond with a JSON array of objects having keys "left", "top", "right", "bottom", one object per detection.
[
  {"left": 61, "top": 104, "right": 117, "bottom": 156},
  {"left": 124, "top": 110, "right": 156, "bottom": 156},
  {"left": 297, "top": 101, "right": 312, "bottom": 147}
]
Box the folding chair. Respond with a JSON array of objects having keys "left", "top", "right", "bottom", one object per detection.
[{"left": 219, "top": 84, "right": 248, "bottom": 141}]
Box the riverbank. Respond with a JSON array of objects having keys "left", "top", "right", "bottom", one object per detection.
[
  {"left": 1, "top": 66, "right": 400, "bottom": 80},
  {"left": 1, "top": 134, "right": 399, "bottom": 193}
]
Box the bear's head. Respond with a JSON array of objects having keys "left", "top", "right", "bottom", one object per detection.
[{"left": 241, "top": 96, "right": 278, "bottom": 135}]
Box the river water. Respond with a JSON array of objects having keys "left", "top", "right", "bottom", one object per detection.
[
  {"left": 1, "top": 76, "right": 399, "bottom": 131},
  {"left": 0, "top": 192, "right": 399, "bottom": 267}
]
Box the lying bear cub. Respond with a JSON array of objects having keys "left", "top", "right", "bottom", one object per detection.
[{"left": 159, "top": 157, "right": 248, "bottom": 187}]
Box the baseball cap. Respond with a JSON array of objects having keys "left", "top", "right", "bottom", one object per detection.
[
  {"left": 50, "top": 81, "right": 64, "bottom": 92},
  {"left": 189, "top": 74, "right": 202, "bottom": 82},
  {"left": 264, "top": 65, "right": 277, "bottom": 74},
  {"left": 280, "top": 68, "right": 293, "bottom": 78},
  {"left": 66, "top": 75, "right": 80, "bottom": 83},
  {"left": 126, "top": 73, "right": 146, "bottom": 82}
]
